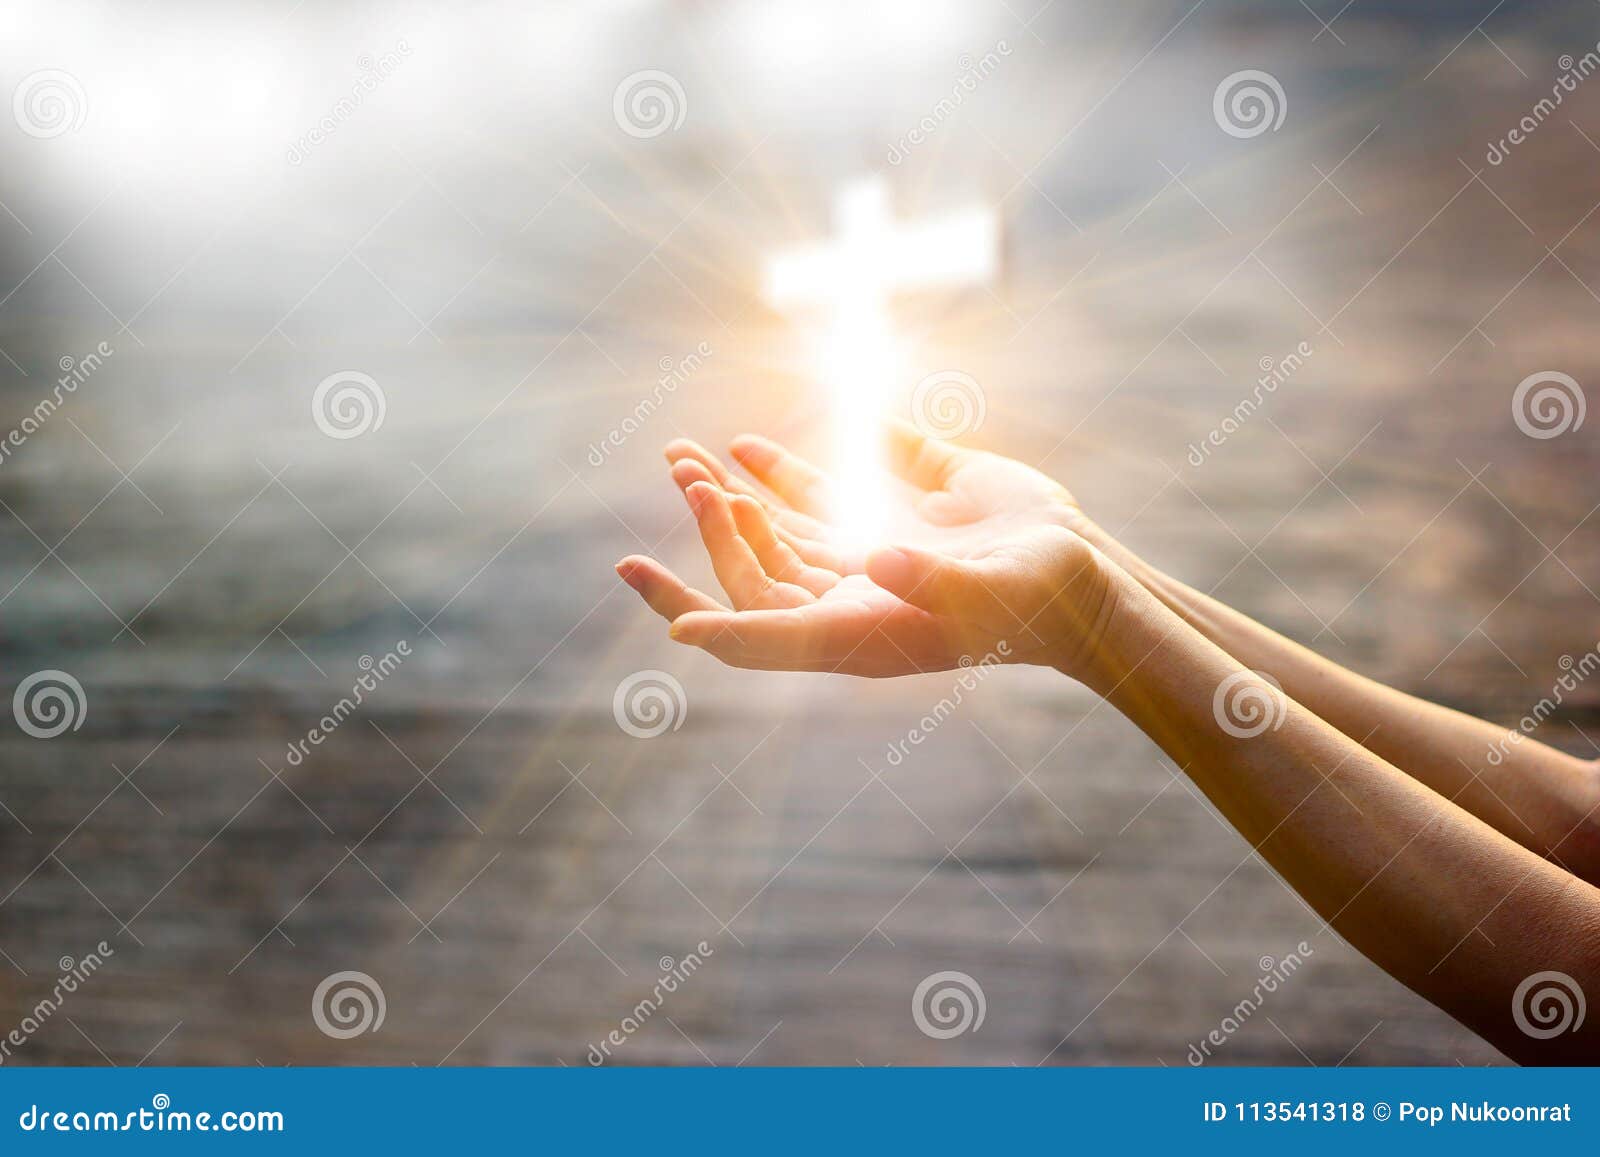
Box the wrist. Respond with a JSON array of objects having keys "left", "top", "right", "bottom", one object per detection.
[
  {"left": 1046, "top": 554, "right": 1190, "bottom": 693},
  {"left": 1054, "top": 504, "right": 1109, "bottom": 549},
  {"left": 1034, "top": 537, "right": 1137, "bottom": 679},
  {"left": 1054, "top": 511, "right": 1203, "bottom": 631},
  {"left": 1057, "top": 511, "right": 1147, "bottom": 578}
]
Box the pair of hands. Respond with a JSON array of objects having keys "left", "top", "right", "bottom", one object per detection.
[{"left": 616, "top": 423, "right": 1119, "bottom": 678}]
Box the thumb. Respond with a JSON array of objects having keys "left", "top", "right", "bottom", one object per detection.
[{"left": 866, "top": 545, "right": 1021, "bottom": 633}]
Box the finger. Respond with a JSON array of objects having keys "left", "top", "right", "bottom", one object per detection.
[
  {"left": 615, "top": 556, "right": 726, "bottom": 621},
  {"left": 884, "top": 419, "right": 972, "bottom": 492},
  {"left": 669, "top": 604, "right": 865, "bottom": 666},
  {"left": 729, "top": 434, "right": 834, "bottom": 516},
  {"left": 728, "top": 494, "right": 837, "bottom": 596},
  {"left": 669, "top": 457, "right": 721, "bottom": 497},
  {"left": 768, "top": 505, "right": 834, "bottom": 541},
  {"left": 672, "top": 454, "right": 834, "bottom": 543},
  {"left": 671, "top": 607, "right": 946, "bottom": 676},
  {"left": 771, "top": 522, "right": 861, "bottom": 574},
  {"left": 686, "top": 482, "right": 812, "bottom": 611},
  {"left": 686, "top": 482, "right": 770, "bottom": 608},
  {"left": 664, "top": 439, "right": 774, "bottom": 506},
  {"left": 669, "top": 640, "right": 934, "bottom": 677},
  {"left": 666, "top": 629, "right": 841, "bottom": 672}
]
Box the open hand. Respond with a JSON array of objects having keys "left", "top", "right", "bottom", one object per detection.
[
  {"left": 664, "top": 422, "right": 1086, "bottom": 574},
  {"left": 616, "top": 424, "right": 1115, "bottom": 677}
]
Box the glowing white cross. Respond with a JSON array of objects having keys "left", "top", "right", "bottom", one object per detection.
[
  {"left": 764, "top": 178, "right": 999, "bottom": 309},
  {"left": 763, "top": 178, "right": 998, "bottom": 542}
]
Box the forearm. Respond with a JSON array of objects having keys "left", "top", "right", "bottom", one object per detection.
[
  {"left": 1066, "top": 572, "right": 1600, "bottom": 1063},
  {"left": 1071, "top": 517, "right": 1600, "bottom": 883}
]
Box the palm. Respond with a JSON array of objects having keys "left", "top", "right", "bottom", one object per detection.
[{"left": 884, "top": 452, "right": 1079, "bottom": 564}]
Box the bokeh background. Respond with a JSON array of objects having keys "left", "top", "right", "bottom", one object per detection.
[{"left": 1, "top": 0, "right": 1598, "bottom": 1065}]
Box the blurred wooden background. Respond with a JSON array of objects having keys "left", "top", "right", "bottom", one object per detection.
[{"left": 0, "top": 0, "right": 1597, "bottom": 1065}]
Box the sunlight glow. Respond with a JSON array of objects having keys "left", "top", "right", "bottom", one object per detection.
[
  {"left": 765, "top": 178, "right": 998, "bottom": 545},
  {"left": 817, "top": 291, "right": 902, "bottom": 546}
]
